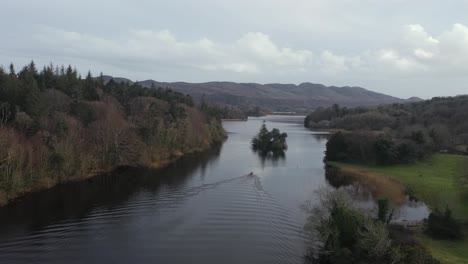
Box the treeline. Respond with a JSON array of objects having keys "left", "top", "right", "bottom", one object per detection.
[
  {"left": 244, "top": 106, "right": 270, "bottom": 117},
  {"left": 0, "top": 62, "right": 225, "bottom": 205},
  {"left": 325, "top": 131, "right": 434, "bottom": 165},
  {"left": 200, "top": 97, "right": 269, "bottom": 120},
  {"left": 306, "top": 98, "right": 468, "bottom": 149},
  {"left": 307, "top": 97, "right": 468, "bottom": 164},
  {"left": 200, "top": 100, "right": 247, "bottom": 120}
]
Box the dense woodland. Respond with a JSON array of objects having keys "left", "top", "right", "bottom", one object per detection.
[
  {"left": 198, "top": 96, "right": 269, "bottom": 120},
  {"left": 0, "top": 62, "right": 225, "bottom": 205},
  {"left": 105, "top": 80, "right": 269, "bottom": 120},
  {"left": 200, "top": 99, "right": 247, "bottom": 120},
  {"left": 305, "top": 97, "right": 468, "bottom": 165}
]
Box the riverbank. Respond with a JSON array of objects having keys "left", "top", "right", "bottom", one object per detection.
[
  {"left": 328, "top": 154, "right": 468, "bottom": 264},
  {"left": 326, "top": 166, "right": 408, "bottom": 206},
  {"left": 0, "top": 142, "right": 223, "bottom": 207},
  {"left": 221, "top": 118, "right": 247, "bottom": 121}
]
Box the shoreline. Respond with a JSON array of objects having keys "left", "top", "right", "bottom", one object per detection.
[
  {"left": 327, "top": 163, "right": 408, "bottom": 206},
  {"left": 0, "top": 143, "right": 222, "bottom": 207},
  {"left": 221, "top": 118, "right": 247, "bottom": 121}
]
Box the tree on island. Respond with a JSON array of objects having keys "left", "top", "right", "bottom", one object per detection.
[{"left": 251, "top": 121, "right": 287, "bottom": 154}]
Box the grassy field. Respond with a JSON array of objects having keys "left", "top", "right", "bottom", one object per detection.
[{"left": 329, "top": 154, "right": 468, "bottom": 264}]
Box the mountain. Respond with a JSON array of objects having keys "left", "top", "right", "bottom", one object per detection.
[
  {"left": 406, "top": 96, "right": 424, "bottom": 102},
  {"left": 102, "top": 76, "right": 419, "bottom": 112},
  {"left": 100, "top": 75, "right": 133, "bottom": 84}
]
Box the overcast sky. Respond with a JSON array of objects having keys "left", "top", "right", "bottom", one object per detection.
[{"left": 1, "top": 0, "right": 468, "bottom": 98}]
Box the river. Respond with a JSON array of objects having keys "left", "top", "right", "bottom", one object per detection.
[{"left": 0, "top": 116, "right": 428, "bottom": 264}]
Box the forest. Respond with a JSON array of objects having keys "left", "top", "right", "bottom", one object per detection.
[
  {"left": 0, "top": 62, "right": 225, "bottom": 205},
  {"left": 305, "top": 97, "right": 468, "bottom": 165}
]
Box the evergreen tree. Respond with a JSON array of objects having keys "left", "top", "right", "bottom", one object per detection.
[
  {"left": 83, "top": 71, "right": 99, "bottom": 100},
  {"left": 251, "top": 121, "right": 287, "bottom": 154}
]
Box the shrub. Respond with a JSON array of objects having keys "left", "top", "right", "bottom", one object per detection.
[
  {"left": 14, "top": 111, "right": 34, "bottom": 135},
  {"left": 303, "top": 189, "right": 402, "bottom": 264},
  {"left": 389, "top": 225, "right": 441, "bottom": 264},
  {"left": 425, "top": 206, "right": 464, "bottom": 240}
]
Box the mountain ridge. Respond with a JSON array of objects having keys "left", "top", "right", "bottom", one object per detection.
[{"left": 100, "top": 75, "right": 421, "bottom": 112}]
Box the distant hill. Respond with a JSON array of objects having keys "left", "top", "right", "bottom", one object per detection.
[
  {"left": 100, "top": 75, "right": 133, "bottom": 84},
  {"left": 406, "top": 96, "right": 424, "bottom": 102},
  {"left": 101, "top": 76, "right": 419, "bottom": 112}
]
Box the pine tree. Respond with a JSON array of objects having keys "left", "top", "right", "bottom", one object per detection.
[
  {"left": 83, "top": 71, "right": 99, "bottom": 100},
  {"left": 9, "top": 63, "right": 16, "bottom": 76}
]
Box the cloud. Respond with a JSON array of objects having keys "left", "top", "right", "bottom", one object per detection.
[
  {"left": 19, "top": 22, "right": 468, "bottom": 95},
  {"left": 319, "top": 23, "right": 468, "bottom": 77},
  {"left": 376, "top": 49, "right": 426, "bottom": 73},
  {"left": 30, "top": 26, "right": 413, "bottom": 77},
  {"left": 414, "top": 48, "right": 434, "bottom": 59},
  {"left": 33, "top": 27, "right": 315, "bottom": 75},
  {"left": 438, "top": 23, "right": 468, "bottom": 67},
  {"left": 403, "top": 24, "right": 439, "bottom": 50},
  {"left": 319, "top": 51, "right": 348, "bottom": 74},
  {"left": 198, "top": 63, "right": 259, "bottom": 73}
]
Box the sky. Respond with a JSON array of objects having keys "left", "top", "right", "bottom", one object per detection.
[{"left": 1, "top": 0, "right": 468, "bottom": 99}]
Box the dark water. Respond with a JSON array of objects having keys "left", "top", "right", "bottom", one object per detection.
[{"left": 0, "top": 116, "right": 428, "bottom": 264}]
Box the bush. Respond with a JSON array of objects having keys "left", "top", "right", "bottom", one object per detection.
[
  {"left": 399, "top": 242, "right": 441, "bottom": 264},
  {"left": 389, "top": 225, "right": 441, "bottom": 264},
  {"left": 304, "top": 189, "right": 401, "bottom": 264},
  {"left": 425, "top": 207, "right": 464, "bottom": 240},
  {"left": 14, "top": 111, "right": 34, "bottom": 135}
]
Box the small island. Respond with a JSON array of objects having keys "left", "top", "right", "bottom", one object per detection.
[{"left": 251, "top": 121, "right": 288, "bottom": 154}]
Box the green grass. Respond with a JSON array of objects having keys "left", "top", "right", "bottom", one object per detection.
[{"left": 329, "top": 154, "right": 468, "bottom": 264}]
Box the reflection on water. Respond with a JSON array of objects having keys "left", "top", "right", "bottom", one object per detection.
[
  {"left": 325, "top": 166, "right": 430, "bottom": 222},
  {"left": 309, "top": 133, "right": 330, "bottom": 143},
  {"left": 0, "top": 146, "right": 223, "bottom": 236},
  {"left": 254, "top": 150, "right": 287, "bottom": 168},
  {"left": 325, "top": 166, "right": 354, "bottom": 188}
]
